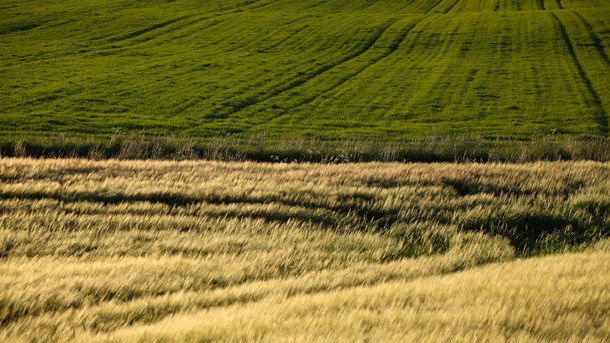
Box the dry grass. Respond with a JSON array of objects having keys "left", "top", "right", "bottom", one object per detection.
[
  {"left": 0, "top": 158, "right": 608, "bottom": 342},
  {"left": 79, "top": 251, "right": 610, "bottom": 343}
]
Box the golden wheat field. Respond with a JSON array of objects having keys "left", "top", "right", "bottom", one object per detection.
[{"left": 0, "top": 158, "right": 609, "bottom": 342}]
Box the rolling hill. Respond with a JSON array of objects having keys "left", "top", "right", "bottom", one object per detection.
[{"left": 1, "top": 0, "right": 609, "bottom": 143}]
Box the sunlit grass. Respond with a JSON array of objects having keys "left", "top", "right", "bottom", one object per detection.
[{"left": 0, "top": 158, "right": 608, "bottom": 341}]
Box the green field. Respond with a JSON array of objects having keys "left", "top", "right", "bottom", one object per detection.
[
  {"left": 1, "top": 0, "right": 609, "bottom": 144},
  {"left": 0, "top": 159, "right": 609, "bottom": 341}
]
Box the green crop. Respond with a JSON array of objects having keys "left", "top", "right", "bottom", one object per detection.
[{"left": 1, "top": 0, "right": 609, "bottom": 144}]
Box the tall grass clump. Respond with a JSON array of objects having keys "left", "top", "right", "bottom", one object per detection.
[{"left": 2, "top": 132, "right": 609, "bottom": 162}]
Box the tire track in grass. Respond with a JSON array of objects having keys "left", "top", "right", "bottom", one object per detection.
[
  {"left": 430, "top": 0, "right": 462, "bottom": 14},
  {"left": 556, "top": 0, "right": 563, "bottom": 9},
  {"left": 253, "top": 20, "right": 313, "bottom": 53},
  {"left": 220, "top": 5, "right": 444, "bottom": 120},
  {"left": 171, "top": 13, "right": 308, "bottom": 60},
  {"left": 294, "top": 16, "right": 429, "bottom": 108},
  {"left": 386, "top": 18, "right": 473, "bottom": 119},
  {"left": 551, "top": 13, "right": 608, "bottom": 135},
  {"left": 108, "top": 16, "right": 190, "bottom": 43},
  {"left": 444, "top": 0, "right": 463, "bottom": 14},
  {"left": 512, "top": 0, "right": 522, "bottom": 11},
  {"left": 233, "top": 0, "right": 278, "bottom": 12},
  {"left": 493, "top": 0, "right": 501, "bottom": 12},
  {"left": 105, "top": 0, "right": 277, "bottom": 46},
  {"left": 573, "top": 12, "right": 610, "bottom": 67},
  {"left": 100, "top": 18, "right": 223, "bottom": 54},
  {"left": 168, "top": 16, "right": 315, "bottom": 117},
  {"left": 214, "top": 18, "right": 402, "bottom": 118}
]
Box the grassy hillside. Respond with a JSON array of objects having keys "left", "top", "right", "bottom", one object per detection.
[
  {"left": 0, "top": 159, "right": 608, "bottom": 341},
  {"left": 1, "top": 0, "right": 609, "bottom": 144}
]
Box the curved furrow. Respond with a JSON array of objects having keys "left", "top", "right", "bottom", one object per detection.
[
  {"left": 215, "top": 6, "right": 453, "bottom": 123},
  {"left": 444, "top": 0, "right": 464, "bottom": 13},
  {"left": 291, "top": 12, "right": 471, "bottom": 125},
  {"left": 190, "top": 22, "right": 376, "bottom": 120},
  {"left": 107, "top": 16, "right": 190, "bottom": 44},
  {"left": 293, "top": 16, "right": 430, "bottom": 110},
  {"left": 239, "top": 16, "right": 315, "bottom": 53},
  {"left": 430, "top": 0, "right": 463, "bottom": 13},
  {"left": 103, "top": 0, "right": 278, "bottom": 49},
  {"left": 207, "top": 17, "right": 402, "bottom": 119},
  {"left": 95, "top": 17, "right": 223, "bottom": 55},
  {"left": 176, "top": 18, "right": 361, "bottom": 104},
  {"left": 384, "top": 17, "right": 476, "bottom": 119},
  {"left": 156, "top": 17, "right": 321, "bottom": 118}
]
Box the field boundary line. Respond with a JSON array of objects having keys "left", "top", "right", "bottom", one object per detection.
[{"left": 551, "top": 12, "right": 608, "bottom": 135}]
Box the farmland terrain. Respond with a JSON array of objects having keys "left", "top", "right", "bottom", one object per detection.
[
  {"left": 0, "top": 159, "right": 608, "bottom": 341},
  {"left": 2, "top": 0, "right": 610, "bottom": 340},
  {"left": 1, "top": 0, "right": 610, "bottom": 147}
]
